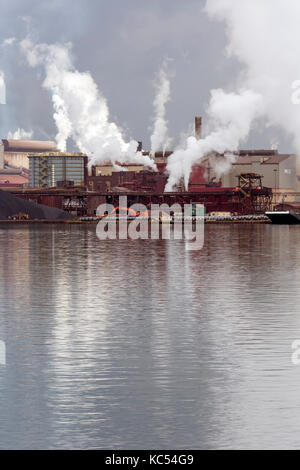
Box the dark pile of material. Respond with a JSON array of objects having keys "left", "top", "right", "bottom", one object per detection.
[{"left": 0, "top": 190, "right": 73, "bottom": 220}]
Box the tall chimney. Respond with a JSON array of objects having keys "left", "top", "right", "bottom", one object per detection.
[
  {"left": 137, "top": 141, "right": 142, "bottom": 152},
  {"left": 195, "top": 116, "right": 202, "bottom": 140}
]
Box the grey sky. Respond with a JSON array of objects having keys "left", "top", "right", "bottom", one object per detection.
[{"left": 0, "top": 0, "right": 292, "bottom": 152}]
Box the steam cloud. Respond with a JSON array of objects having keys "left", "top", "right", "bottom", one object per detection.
[
  {"left": 205, "top": 0, "right": 300, "bottom": 153},
  {"left": 7, "top": 128, "right": 33, "bottom": 140},
  {"left": 20, "top": 38, "right": 156, "bottom": 170},
  {"left": 165, "top": 89, "right": 263, "bottom": 191},
  {"left": 0, "top": 72, "right": 6, "bottom": 105},
  {"left": 150, "top": 61, "right": 172, "bottom": 156},
  {"left": 2, "top": 38, "right": 16, "bottom": 47},
  {"left": 166, "top": 0, "right": 300, "bottom": 191},
  {"left": 5, "top": 1, "right": 300, "bottom": 191}
]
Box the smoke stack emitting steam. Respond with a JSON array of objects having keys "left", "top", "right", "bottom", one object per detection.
[
  {"left": 150, "top": 60, "right": 172, "bottom": 157},
  {"left": 203, "top": 0, "right": 300, "bottom": 160},
  {"left": 165, "top": 0, "right": 300, "bottom": 191},
  {"left": 19, "top": 38, "right": 156, "bottom": 171},
  {"left": 4, "top": 0, "right": 300, "bottom": 191},
  {"left": 195, "top": 117, "right": 202, "bottom": 140},
  {"left": 165, "top": 89, "right": 263, "bottom": 191}
]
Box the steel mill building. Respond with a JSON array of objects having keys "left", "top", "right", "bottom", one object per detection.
[
  {"left": 6, "top": 117, "right": 300, "bottom": 215},
  {"left": 220, "top": 150, "right": 300, "bottom": 206},
  {"left": 0, "top": 139, "right": 57, "bottom": 169},
  {"left": 28, "top": 152, "right": 88, "bottom": 188}
]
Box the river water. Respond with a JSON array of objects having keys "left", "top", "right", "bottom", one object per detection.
[{"left": 0, "top": 223, "right": 300, "bottom": 449}]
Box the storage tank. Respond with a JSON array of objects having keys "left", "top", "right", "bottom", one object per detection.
[{"left": 1, "top": 139, "right": 58, "bottom": 170}]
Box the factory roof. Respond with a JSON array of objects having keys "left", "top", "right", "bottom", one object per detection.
[
  {"left": 238, "top": 149, "right": 278, "bottom": 156},
  {"left": 233, "top": 153, "right": 294, "bottom": 165},
  {"left": 93, "top": 162, "right": 144, "bottom": 167},
  {"left": 28, "top": 152, "right": 87, "bottom": 157},
  {"left": 0, "top": 174, "right": 29, "bottom": 186},
  {"left": 261, "top": 154, "right": 295, "bottom": 164}
]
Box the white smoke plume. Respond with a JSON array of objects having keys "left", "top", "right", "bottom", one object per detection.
[
  {"left": 0, "top": 72, "right": 6, "bottom": 104},
  {"left": 7, "top": 128, "right": 33, "bottom": 140},
  {"left": 2, "top": 37, "right": 16, "bottom": 47},
  {"left": 150, "top": 60, "right": 172, "bottom": 156},
  {"left": 165, "top": 88, "right": 263, "bottom": 190},
  {"left": 205, "top": 0, "right": 300, "bottom": 159},
  {"left": 113, "top": 163, "right": 128, "bottom": 172},
  {"left": 20, "top": 38, "right": 156, "bottom": 170},
  {"left": 167, "top": 0, "right": 300, "bottom": 191}
]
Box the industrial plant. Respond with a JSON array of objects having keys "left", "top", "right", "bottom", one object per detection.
[{"left": 0, "top": 117, "right": 299, "bottom": 219}]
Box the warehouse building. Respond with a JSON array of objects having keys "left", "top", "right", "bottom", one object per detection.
[
  {"left": 0, "top": 168, "right": 29, "bottom": 188},
  {"left": 220, "top": 150, "right": 300, "bottom": 205},
  {"left": 28, "top": 152, "right": 88, "bottom": 188}
]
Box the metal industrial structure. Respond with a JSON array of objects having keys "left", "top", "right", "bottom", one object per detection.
[
  {"left": 1, "top": 117, "right": 276, "bottom": 216},
  {"left": 28, "top": 152, "right": 88, "bottom": 188},
  {"left": 9, "top": 177, "right": 272, "bottom": 217},
  {"left": 221, "top": 149, "right": 300, "bottom": 207},
  {"left": 236, "top": 173, "right": 272, "bottom": 214}
]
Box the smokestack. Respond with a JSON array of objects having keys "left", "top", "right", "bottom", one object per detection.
[
  {"left": 195, "top": 117, "right": 202, "bottom": 140},
  {"left": 137, "top": 141, "right": 142, "bottom": 152}
]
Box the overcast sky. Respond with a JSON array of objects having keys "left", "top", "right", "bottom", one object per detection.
[{"left": 0, "top": 0, "right": 292, "bottom": 152}]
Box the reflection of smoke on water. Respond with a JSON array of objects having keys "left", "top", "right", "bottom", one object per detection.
[{"left": 0, "top": 340, "right": 5, "bottom": 366}]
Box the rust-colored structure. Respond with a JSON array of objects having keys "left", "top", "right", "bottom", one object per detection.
[
  {"left": 88, "top": 169, "right": 167, "bottom": 193},
  {"left": 9, "top": 179, "right": 272, "bottom": 217},
  {"left": 88, "top": 163, "right": 208, "bottom": 194},
  {"left": 4, "top": 115, "right": 273, "bottom": 216},
  {"left": 237, "top": 173, "right": 272, "bottom": 214}
]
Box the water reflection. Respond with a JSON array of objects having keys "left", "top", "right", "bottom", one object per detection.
[{"left": 0, "top": 224, "right": 299, "bottom": 448}]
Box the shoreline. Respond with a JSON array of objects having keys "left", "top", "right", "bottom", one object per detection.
[{"left": 0, "top": 218, "right": 271, "bottom": 225}]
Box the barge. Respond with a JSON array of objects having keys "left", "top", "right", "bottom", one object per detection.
[{"left": 265, "top": 210, "right": 300, "bottom": 224}]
